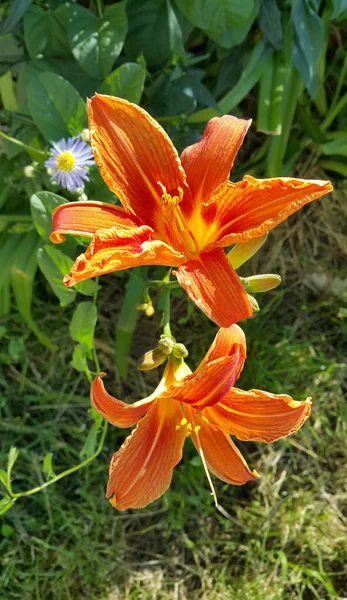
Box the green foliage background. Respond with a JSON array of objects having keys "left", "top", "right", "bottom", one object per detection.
[{"left": 0, "top": 0, "right": 346, "bottom": 598}]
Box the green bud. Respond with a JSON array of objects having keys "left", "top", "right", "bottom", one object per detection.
[
  {"left": 227, "top": 234, "right": 268, "bottom": 269},
  {"left": 158, "top": 337, "right": 174, "bottom": 355},
  {"left": 137, "top": 348, "right": 167, "bottom": 371},
  {"left": 247, "top": 294, "right": 260, "bottom": 313},
  {"left": 242, "top": 274, "right": 281, "bottom": 293},
  {"left": 172, "top": 342, "right": 188, "bottom": 359}
]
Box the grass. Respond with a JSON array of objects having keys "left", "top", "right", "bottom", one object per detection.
[{"left": 0, "top": 201, "right": 347, "bottom": 599}]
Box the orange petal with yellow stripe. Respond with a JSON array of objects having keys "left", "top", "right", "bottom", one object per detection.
[
  {"left": 162, "top": 325, "right": 246, "bottom": 409},
  {"left": 204, "top": 388, "right": 312, "bottom": 443},
  {"left": 50, "top": 201, "right": 141, "bottom": 244},
  {"left": 88, "top": 94, "right": 191, "bottom": 238},
  {"left": 91, "top": 373, "right": 155, "bottom": 428},
  {"left": 106, "top": 399, "right": 186, "bottom": 510},
  {"left": 203, "top": 176, "right": 333, "bottom": 250},
  {"left": 176, "top": 248, "right": 253, "bottom": 327},
  {"left": 180, "top": 115, "right": 251, "bottom": 211},
  {"left": 63, "top": 225, "right": 184, "bottom": 286}
]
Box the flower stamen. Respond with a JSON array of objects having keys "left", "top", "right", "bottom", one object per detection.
[{"left": 56, "top": 151, "right": 75, "bottom": 172}]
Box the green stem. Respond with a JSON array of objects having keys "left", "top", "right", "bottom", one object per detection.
[
  {"left": 8, "top": 420, "right": 108, "bottom": 499},
  {"left": 0, "top": 131, "right": 46, "bottom": 157},
  {"left": 0, "top": 214, "right": 32, "bottom": 222},
  {"left": 161, "top": 288, "right": 172, "bottom": 338},
  {"left": 147, "top": 280, "right": 180, "bottom": 291},
  {"left": 95, "top": 0, "right": 104, "bottom": 17}
]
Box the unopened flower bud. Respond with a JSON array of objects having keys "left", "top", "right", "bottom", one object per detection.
[
  {"left": 46, "top": 167, "right": 55, "bottom": 176},
  {"left": 81, "top": 128, "right": 90, "bottom": 142},
  {"left": 172, "top": 342, "right": 188, "bottom": 358},
  {"left": 158, "top": 337, "right": 174, "bottom": 355},
  {"left": 247, "top": 294, "right": 260, "bottom": 313},
  {"left": 145, "top": 303, "right": 155, "bottom": 317},
  {"left": 24, "top": 165, "right": 35, "bottom": 178},
  {"left": 137, "top": 348, "right": 167, "bottom": 371},
  {"left": 137, "top": 303, "right": 148, "bottom": 311},
  {"left": 77, "top": 192, "right": 88, "bottom": 202},
  {"left": 227, "top": 234, "right": 268, "bottom": 269},
  {"left": 242, "top": 274, "right": 281, "bottom": 293}
]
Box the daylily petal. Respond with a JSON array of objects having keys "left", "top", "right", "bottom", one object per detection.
[
  {"left": 63, "top": 225, "right": 184, "bottom": 286},
  {"left": 185, "top": 407, "right": 259, "bottom": 485},
  {"left": 180, "top": 115, "right": 251, "bottom": 210},
  {"left": 202, "top": 176, "right": 333, "bottom": 250},
  {"left": 106, "top": 398, "right": 186, "bottom": 510},
  {"left": 91, "top": 373, "right": 155, "bottom": 428},
  {"left": 175, "top": 248, "right": 253, "bottom": 327},
  {"left": 88, "top": 94, "right": 191, "bottom": 238},
  {"left": 162, "top": 325, "right": 246, "bottom": 409},
  {"left": 50, "top": 201, "right": 141, "bottom": 244},
  {"left": 199, "top": 324, "right": 246, "bottom": 369},
  {"left": 204, "top": 388, "right": 312, "bottom": 443}
]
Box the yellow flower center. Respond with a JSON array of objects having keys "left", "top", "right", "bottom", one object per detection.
[
  {"left": 158, "top": 182, "right": 198, "bottom": 258},
  {"left": 56, "top": 151, "right": 75, "bottom": 172}
]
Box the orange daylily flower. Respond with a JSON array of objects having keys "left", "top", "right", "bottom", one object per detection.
[
  {"left": 91, "top": 325, "right": 311, "bottom": 510},
  {"left": 50, "top": 95, "right": 332, "bottom": 326}
]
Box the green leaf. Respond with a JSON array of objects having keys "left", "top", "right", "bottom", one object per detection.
[
  {"left": 0, "top": 496, "right": 15, "bottom": 516},
  {"left": 125, "top": 0, "right": 184, "bottom": 67},
  {"left": 24, "top": 4, "right": 71, "bottom": 60},
  {"left": 258, "top": 0, "right": 283, "bottom": 49},
  {"left": 69, "top": 302, "right": 97, "bottom": 354},
  {"left": 188, "top": 40, "right": 270, "bottom": 123},
  {"left": 10, "top": 230, "right": 40, "bottom": 323},
  {"left": 292, "top": 0, "right": 324, "bottom": 96},
  {"left": 27, "top": 71, "right": 87, "bottom": 141},
  {"left": 330, "top": 0, "right": 347, "bottom": 20},
  {"left": 30, "top": 191, "right": 68, "bottom": 242},
  {"left": 7, "top": 447, "right": 19, "bottom": 480},
  {"left": 68, "top": 3, "right": 127, "bottom": 79},
  {"left": 115, "top": 271, "right": 144, "bottom": 380},
  {"left": 0, "top": 71, "right": 18, "bottom": 111},
  {"left": 79, "top": 410, "right": 103, "bottom": 459},
  {"left": 99, "top": 63, "right": 146, "bottom": 104},
  {"left": 0, "top": 469, "right": 9, "bottom": 490},
  {"left": 43, "top": 244, "right": 98, "bottom": 298},
  {"left": 37, "top": 246, "right": 77, "bottom": 307},
  {"left": 175, "top": 0, "right": 256, "bottom": 49},
  {"left": 70, "top": 343, "right": 88, "bottom": 372},
  {"left": 0, "top": 0, "right": 32, "bottom": 35},
  {"left": 42, "top": 453, "right": 56, "bottom": 480},
  {"left": 320, "top": 136, "right": 347, "bottom": 157}
]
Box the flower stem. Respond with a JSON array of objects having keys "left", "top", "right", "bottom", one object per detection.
[
  {"left": 7, "top": 420, "right": 108, "bottom": 499},
  {"left": 161, "top": 288, "right": 172, "bottom": 338}
]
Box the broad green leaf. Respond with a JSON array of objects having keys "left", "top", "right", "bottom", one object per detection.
[
  {"left": 99, "top": 63, "right": 146, "bottom": 104},
  {"left": 258, "top": 0, "right": 283, "bottom": 49},
  {"left": 175, "top": 0, "right": 256, "bottom": 49},
  {"left": 7, "top": 447, "right": 19, "bottom": 479},
  {"left": 292, "top": 0, "right": 324, "bottom": 96},
  {"left": 0, "top": 0, "right": 32, "bottom": 35},
  {"left": 0, "top": 496, "right": 15, "bottom": 516},
  {"left": 30, "top": 191, "right": 68, "bottom": 242},
  {"left": 331, "top": 0, "right": 347, "bottom": 19},
  {"left": 42, "top": 453, "right": 56, "bottom": 480},
  {"left": 0, "top": 71, "right": 18, "bottom": 111},
  {"left": 24, "top": 4, "right": 71, "bottom": 60},
  {"left": 68, "top": 3, "right": 127, "bottom": 79},
  {"left": 26, "top": 57, "right": 100, "bottom": 98},
  {"left": 125, "top": 0, "right": 184, "bottom": 67},
  {"left": 321, "top": 136, "right": 347, "bottom": 156},
  {"left": 188, "top": 40, "right": 270, "bottom": 123},
  {"left": 27, "top": 71, "right": 87, "bottom": 141},
  {"left": 115, "top": 271, "right": 144, "bottom": 380},
  {"left": 41, "top": 245, "right": 97, "bottom": 298},
  {"left": 71, "top": 343, "right": 88, "bottom": 372},
  {"left": 69, "top": 302, "right": 97, "bottom": 354},
  {"left": 37, "top": 246, "right": 77, "bottom": 306}
]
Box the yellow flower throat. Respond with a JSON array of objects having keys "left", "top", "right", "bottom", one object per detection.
[{"left": 158, "top": 183, "right": 198, "bottom": 258}]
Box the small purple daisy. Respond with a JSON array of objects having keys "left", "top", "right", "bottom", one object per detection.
[{"left": 45, "top": 137, "right": 95, "bottom": 192}]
